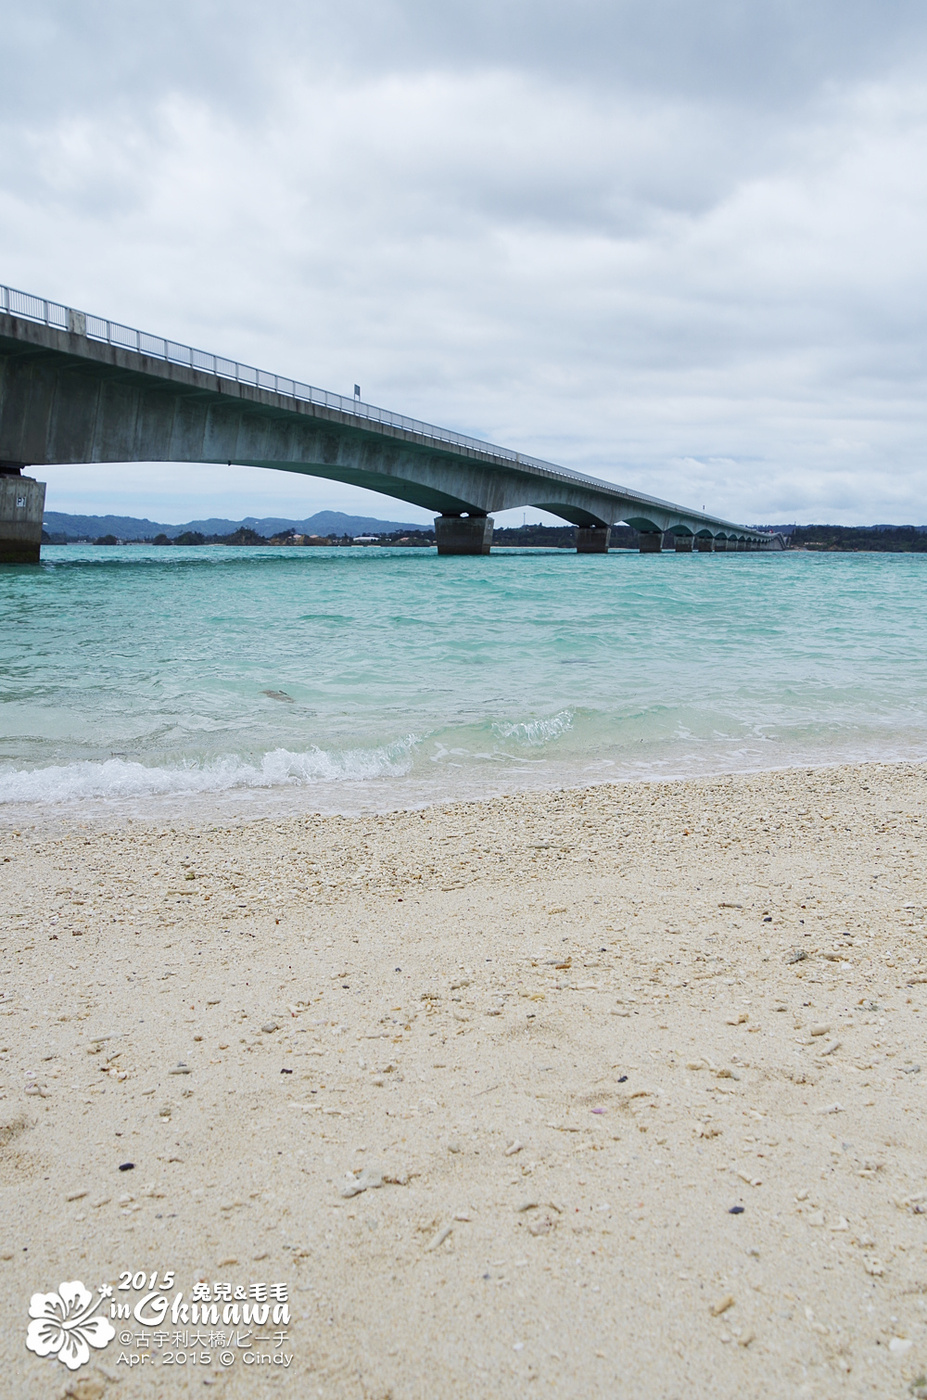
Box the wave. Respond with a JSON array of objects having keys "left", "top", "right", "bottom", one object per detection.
[
  {"left": 0, "top": 738, "right": 418, "bottom": 805},
  {"left": 491, "top": 710, "right": 575, "bottom": 747}
]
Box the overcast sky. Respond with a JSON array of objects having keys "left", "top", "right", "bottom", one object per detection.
[{"left": 3, "top": 0, "right": 927, "bottom": 525}]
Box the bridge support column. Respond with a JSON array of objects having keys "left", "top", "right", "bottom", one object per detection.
[
  {"left": 576, "top": 526, "right": 610, "bottom": 553},
  {"left": 638, "top": 532, "right": 663, "bottom": 553},
  {"left": 674, "top": 535, "right": 694, "bottom": 552},
  {"left": 0, "top": 467, "right": 45, "bottom": 564},
  {"left": 696, "top": 536, "right": 714, "bottom": 552},
  {"left": 435, "top": 514, "right": 493, "bottom": 555}
]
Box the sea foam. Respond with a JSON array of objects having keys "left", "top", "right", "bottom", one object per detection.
[
  {"left": 491, "top": 710, "right": 575, "bottom": 746},
  {"left": 0, "top": 739, "right": 417, "bottom": 805}
]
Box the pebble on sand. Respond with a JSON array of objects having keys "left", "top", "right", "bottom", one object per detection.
[
  {"left": 340, "top": 1167, "right": 385, "bottom": 1198},
  {"left": 424, "top": 1223, "right": 453, "bottom": 1252}
]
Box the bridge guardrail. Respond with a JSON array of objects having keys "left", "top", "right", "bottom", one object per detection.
[
  {"left": 0, "top": 281, "right": 547, "bottom": 465},
  {"left": 0, "top": 281, "right": 776, "bottom": 537}
]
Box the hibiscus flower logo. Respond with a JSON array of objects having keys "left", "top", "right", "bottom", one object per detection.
[{"left": 26, "top": 1281, "right": 116, "bottom": 1370}]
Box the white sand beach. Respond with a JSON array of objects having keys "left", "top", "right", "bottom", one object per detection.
[{"left": 3, "top": 761, "right": 927, "bottom": 1398}]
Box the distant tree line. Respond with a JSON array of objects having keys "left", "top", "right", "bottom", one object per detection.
[
  {"left": 42, "top": 522, "right": 927, "bottom": 552},
  {"left": 790, "top": 525, "right": 927, "bottom": 552},
  {"left": 149, "top": 527, "right": 441, "bottom": 546},
  {"left": 51, "top": 523, "right": 639, "bottom": 548},
  {"left": 152, "top": 528, "right": 267, "bottom": 545}
]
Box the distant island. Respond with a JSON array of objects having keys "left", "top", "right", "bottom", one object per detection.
[
  {"left": 41, "top": 509, "right": 427, "bottom": 544},
  {"left": 785, "top": 525, "right": 927, "bottom": 552},
  {"left": 41, "top": 513, "right": 927, "bottom": 551}
]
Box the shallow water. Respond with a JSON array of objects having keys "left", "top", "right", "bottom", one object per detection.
[{"left": 2, "top": 544, "right": 926, "bottom": 818}]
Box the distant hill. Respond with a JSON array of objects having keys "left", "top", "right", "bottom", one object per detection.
[{"left": 42, "top": 510, "right": 425, "bottom": 542}]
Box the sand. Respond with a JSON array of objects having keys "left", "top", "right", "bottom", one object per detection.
[{"left": 2, "top": 761, "right": 927, "bottom": 1399}]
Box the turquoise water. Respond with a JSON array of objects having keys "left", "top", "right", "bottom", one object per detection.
[{"left": 2, "top": 544, "right": 926, "bottom": 816}]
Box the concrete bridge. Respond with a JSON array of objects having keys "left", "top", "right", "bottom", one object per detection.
[{"left": 0, "top": 285, "right": 785, "bottom": 563}]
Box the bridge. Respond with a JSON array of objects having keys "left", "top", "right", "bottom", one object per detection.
[{"left": 0, "top": 284, "right": 785, "bottom": 563}]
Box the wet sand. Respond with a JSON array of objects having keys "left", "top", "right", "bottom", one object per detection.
[{"left": 2, "top": 761, "right": 927, "bottom": 1398}]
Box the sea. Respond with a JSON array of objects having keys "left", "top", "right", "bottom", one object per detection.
[{"left": 2, "top": 544, "right": 926, "bottom": 822}]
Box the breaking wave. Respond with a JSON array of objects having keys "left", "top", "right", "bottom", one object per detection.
[
  {"left": 491, "top": 710, "right": 575, "bottom": 747},
  {"left": 0, "top": 738, "right": 418, "bottom": 805}
]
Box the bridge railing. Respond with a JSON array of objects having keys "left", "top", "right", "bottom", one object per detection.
[
  {"left": 0, "top": 281, "right": 535, "bottom": 462},
  {"left": 0, "top": 281, "right": 775, "bottom": 537}
]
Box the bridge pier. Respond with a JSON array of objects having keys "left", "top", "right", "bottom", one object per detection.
[
  {"left": 576, "top": 526, "right": 610, "bottom": 553},
  {"left": 696, "top": 536, "right": 714, "bottom": 552},
  {"left": 638, "top": 532, "right": 663, "bottom": 553},
  {"left": 435, "top": 514, "right": 493, "bottom": 555},
  {"left": 674, "top": 535, "right": 694, "bottom": 552},
  {"left": 0, "top": 466, "right": 45, "bottom": 564}
]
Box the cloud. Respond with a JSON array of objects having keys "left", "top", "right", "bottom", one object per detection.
[
  {"left": 3, "top": 1, "right": 927, "bottom": 523},
  {"left": 9, "top": 2, "right": 927, "bottom": 113}
]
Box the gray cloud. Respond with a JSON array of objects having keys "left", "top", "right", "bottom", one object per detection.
[
  {"left": 9, "top": 2, "right": 927, "bottom": 110},
  {"left": 3, "top": 0, "right": 927, "bottom": 523}
]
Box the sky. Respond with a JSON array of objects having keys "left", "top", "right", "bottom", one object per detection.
[{"left": 3, "top": 1, "right": 927, "bottom": 525}]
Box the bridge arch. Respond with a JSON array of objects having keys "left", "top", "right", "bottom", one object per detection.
[
  {"left": 530, "top": 502, "right": 611, "bottom": 528},
  {"left": 621, "top": 515, "right": 664, "bottom": 535}
]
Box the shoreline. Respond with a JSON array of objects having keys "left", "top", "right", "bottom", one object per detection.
[
  {"left": 5, "top": 746, "right": 927, "bottom": 833},
  {"left": 3, "top": 758, "right": 927, "bottom": 1396}
]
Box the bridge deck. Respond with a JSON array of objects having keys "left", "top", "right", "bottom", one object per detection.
[{"left": 0, "top": 284, "right": 782, "bottom": 549}]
